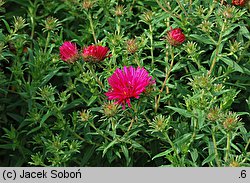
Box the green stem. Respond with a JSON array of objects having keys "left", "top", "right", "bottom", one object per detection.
[
  {"left": 225, "top": 132, "right": 231, "bottom": 163},
  {"left": 117, "top": 17, "right": 121, "bottom": 36},
  {"left": 212, "top": 125, "right": 221, "bottom": 167},
  {"left": 155, "top": 45, "right": 174, "bottom": 113},
  {"left": 238, "top": 40, "right": 250, "bottom": 63},
  {"left": 89, "top": 122, "right": 112, "bottom": 141},
  {"left": 208, "top": 20, "right": 226, "bottom": 75},
  {"left": 175, "top": 0, "right": 188, "bottom": 17},
  {"left": 245, "top": 138, "right": 250, "bottom": 151},
  {"left": 44, "top": 31, "right": 51, "bottom": 54},
  {"left": 31, "top": 16, "right": 35, "bottom": 40},
  {"left": 183, "top": 118, "right": 197, "bottom": 159},
  {"left": 149, "top": 24, "right": 154, "bottom": 67},
  {"left": 87, "top": 63, "right": 104, "bottom": 89},
  {"left": 155, "top": 0, "right": 180, "bottom": 19},
  {"left": 68, "top": 127, "right": 98, "bottom": 145},
  {"left": 88, "top": 13, "right": 97, "bottom": 44},
  {"left": 163, "top": 132, "right": 182, "bottom": 166}
]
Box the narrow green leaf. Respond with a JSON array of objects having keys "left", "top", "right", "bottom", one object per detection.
[
  {"left": 121, "top": 145, "right": 131, "bottom": 166},
  {"left": 102, "top": 139, "right": 118, "bottom": 157},
  {"left": 87, "top": 95, "right": 97, "bottom": 106},
  {"left": 1, "top": 19, "right": 11, "bottom": 34},
  {"left": 166, "top": 106, "right": 193, "bottom": 118},
  {"left": 80, "top": 146, "right": 96, "bottom": 166},
  {"left": 240, "top": 26, "right": 250, "bottom": 40},
  {"left": 152, "top": 149, "right": 172, "bottom": 160},
  {"left": 220, "top": 56, "right": 244, "bottom": 73},
  {"left": 190, "top": 34, "right": 216, "bottom": 45},
  {"left": 202, "top": 153, "right": 216, "bottom": 166},
  {"left": 190, "top": 149, "right": 199, "bottom": 162}
]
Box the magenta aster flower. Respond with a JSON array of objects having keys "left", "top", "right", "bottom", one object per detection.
[
  {"left": 105, "top": 66, "right": 155, "bottom": 109},
  {"left": 232, "top": 0, "right": 246, "bottom": 6},
  {"left": 82, "top": 45, "right": 110, "bottom": 62},
  {"left": 59, "top": 41, "right": 78, "bottom": 63},
  {"left": 167, "top": 27, "right": 186, "bottom": 46}
]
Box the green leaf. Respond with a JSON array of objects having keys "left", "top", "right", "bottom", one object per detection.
[
  {"left": 121, "top": 145, "right": 131, "bottom": 166},
  {"left": 41, "top": 66, "right": 67, "bottom": 86},
  {"left": 202, "top": 153, "right": 216, "bottom": 166},
  {"left": 102, "top": 139, "right": 118, "bottom": 157},
  {"left": 189, "top": 34, "right": 216, "bottom": 45},
  {"left": 231, "top": 143, "right": 241, "bottom": 153},
  {"left": 1, "top": 19, "right": 11, "bottom": 34},
  {"left": 7, "top": 113, "right": 23, "bottom": 122},
  {"left": 239, "top": 26, "right": 250, "bottom": 40},
  {"left": 190, "top": 149, "right": 198, "bottom": 162},
  {"left": 87, "top": 95, "right": 98, "bottom": 106},
  {"left": 80, "top": 146, "right": 96, "bottom": 166},
  {"left": 174, "top": 133, "right": 192, "bottom": 145},
  {"left": 222, "top": 24, "right": 239, "bottom": 38},
  {"left": 197, "top": 110, "right": 205, "bottom": 129},
  {"left": 152, "top": 149, "right": 172, "bottom": 160},
  {"left": 220, "top": 56, "right": 244, "bottom": 73},
  {"left": 166, "top": 106, "right": 193, "bottom": 118},
  {"left": 131, "top": 141, "right": 150, "bottom": 156},
  {"left": 63, "top": 99, "right": 84, "bottom": 111}
]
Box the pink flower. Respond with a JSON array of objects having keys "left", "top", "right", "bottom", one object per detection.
[
  {"left": 82, "top": 45, "right": 110, "bottom": 62},
  {"left": 59, "top": 41, "right": 78, "bottom": 63},
  {"left": 232, "top": 0, "right": 246, "bottom": 6},
  {"left": 105, "top": 66, "right": 155, "bottom": 109},
  {"left": 167, "top": 27, "right": 186, "bottom": 46}
]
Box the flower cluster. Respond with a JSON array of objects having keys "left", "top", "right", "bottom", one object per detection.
[
  {"left": 59, "top": 24, "right": 186, "bottom": 109},
  {"left": 59, "top": 42, "right": 110, "bottom": 64},
  {"left": 105, "top": 66, "right": 155, "bottom": 109}
]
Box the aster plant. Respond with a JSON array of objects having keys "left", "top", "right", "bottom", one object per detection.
[{"left": 0, "top": 0, "right": 249, "bottom": 167}]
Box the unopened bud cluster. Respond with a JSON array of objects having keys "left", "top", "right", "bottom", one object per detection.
[
  {"left": 150, "top": 115, "right": 169, "bottom": 132},
  {"left": 82, "top": 0, "right": 94, "bottom": 10},
  {"left": 126, "top": 39, "right": 138, "bottom": 54},
  {"left": 43, "top": 16, "right": 61, "bottom": 32},
  {"left": 102, "top": 101, "right": 118, "bottom": 117},
  {"left": 78, "top": 109, "right": 92, "bottom": 122},
  {"left": 115, "top": 5, "right": 124, "bottom": 16}
]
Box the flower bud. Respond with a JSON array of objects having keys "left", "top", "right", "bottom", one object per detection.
[
  {"left": 43, "top": 16, "right": 61, "bottom": 32},
  {"left": 185, "top": 41, "right": 198, "bottom": 55},
  {"left": 141, "top": 11, "right": 153, "bottom": 24},
  {"left": 223, "top": 112, "right": 241, "bottom": 131},
  {"left": 207, "top": 107, "right": 222, "bottom": 122},
  {"left": 198, "top": 20, "right": 213, "bottom": 33},
  {"left": 78, "top": 110, "right": 92, "bottom": 122},
  {"left": 13, "top": 16, "right": 26, "bottom": 32},
  {"left": 222, "top": 5, "right": 235, "bottom": 18},
  {"left": 229, "top": 40, "right": 241, "bottom": 53},
  {"left": 151, "top": 115, "right": 169, "bottom": 132},
  {"left": 102, "top": 101, "right": 118, "bottom": 117},
  {"left": 189, "top": 75, "right": 213, "bottom": 90},
  {"left": 82, "top": 0, "right": 94, "bottom": 10},
  {"left": 115, "top": 5, "right": 124, "bottom": 17},
  {"left": 166, "top": 27, "right": 185, "bottom": 46},
  {"left": 229, "top": 160, "right": 240, "bottom": 167},
  {"left": 126, "top": 39, "right": 138, "bottom": 54}
]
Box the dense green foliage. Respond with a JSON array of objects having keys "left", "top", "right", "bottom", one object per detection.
[{"left": 0, "top": 0, "right": 249, "bottom": 166}]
